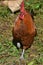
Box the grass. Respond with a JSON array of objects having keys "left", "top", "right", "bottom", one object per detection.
[{"left": 0, "top": 0, "right": 43, "bottom": 65}]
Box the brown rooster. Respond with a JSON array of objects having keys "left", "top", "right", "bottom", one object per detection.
[{"left": 12, "top": 0, "right": 37, "bottom": 59}]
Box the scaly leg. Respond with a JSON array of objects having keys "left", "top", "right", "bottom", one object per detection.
[{"left": 20, "top": 49, "right": 25, "bottom": 60}]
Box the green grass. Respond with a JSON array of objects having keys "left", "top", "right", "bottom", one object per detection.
[
  {"left": 0, "top": 5, "right": 11, "bottom": 18},
  {"left": 0, "top": 0, "right": 43, "bottom": 65}
]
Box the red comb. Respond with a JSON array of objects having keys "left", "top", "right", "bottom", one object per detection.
[
  {"left": 20, "top": 1, "right": 25, "bottom": 13},
  {"left": 20, "top": 1, "right": 24, "bottom": 7},
  {"left": 19, "top": 0, "right": 26, "bottom": 20}
]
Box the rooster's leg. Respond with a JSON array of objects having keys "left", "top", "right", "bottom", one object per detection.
[{"left": 20, "top": 49, "right": 25, "bottom": 59}]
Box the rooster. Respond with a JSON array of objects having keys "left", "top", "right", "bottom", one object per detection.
[{"left": 12, "top": 0, "right": 37, "bottom": 59}]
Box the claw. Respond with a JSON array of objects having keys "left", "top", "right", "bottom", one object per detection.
[{"left": 20, "top": 55, "right": 24, "bottom": 60}]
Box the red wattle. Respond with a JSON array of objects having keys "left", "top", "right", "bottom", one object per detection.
[{"left": 19, "top": 13, "right": 24, "bottom": 20}]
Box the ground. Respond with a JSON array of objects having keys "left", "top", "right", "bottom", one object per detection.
[{"left": 0, "top": 0, "right": 43, "bottom": 65}]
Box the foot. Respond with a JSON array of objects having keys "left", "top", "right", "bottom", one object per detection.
[{"left": 19, "top": 55, "right": 24, "bottom": 60}]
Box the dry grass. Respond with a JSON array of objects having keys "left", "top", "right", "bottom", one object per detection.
[{"left": 0, "top": 0, "right": 43, "bottom": 65}]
